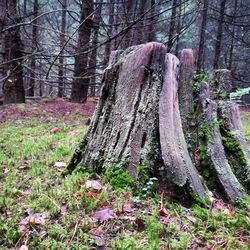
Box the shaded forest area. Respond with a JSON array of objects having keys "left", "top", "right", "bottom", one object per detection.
[{"left": 0, "top": 0, "right": 249, "bottom": 103}]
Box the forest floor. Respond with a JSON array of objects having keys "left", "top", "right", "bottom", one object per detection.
[{"left": 0, "top": 98, "right": 249, "bottom": 250}]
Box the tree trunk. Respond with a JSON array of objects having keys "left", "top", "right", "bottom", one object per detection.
[
  {"left": 197, "top": 0, "right": 209, "bottom": 73},
  {"left": 0, "top": 0, "right": 25, "bottom": 104},
  {"left": 103, "top": 0, "right": 115, "bottom": 68},
  {"left": 147, "top": 0, "right": 156, "bottom": 42},
  {"left": 58, "top": 0, "right": 67, "bottom": 98},
  {"left": 174, "top": 0, "right": 182, "bottom": 56},
  {"left": 88, "top": 0, "right": 103, "bottom": 97},
  {"left": 71, "top": 0, "right": 93, "bottom": 103},
  {"left": 64, "top": 42, "right": 248, "bottom": 203},
  {"left": 29, "top": 0, "right": 39, "bottom": 97},
  {"left": 133, "top": 0, "right": 147, "bottom": 45},
  {"left": 227, "top": 0, "right": 238, "bottom": 70},
  {"left": 167, "top": 0, "right": 178, "bottom": 52},
  {"left": 213, "top": 0, "right": 227, "bottom": 70}
]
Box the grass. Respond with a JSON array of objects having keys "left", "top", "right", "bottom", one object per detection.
[
  {"left": 241, "top": 111, "right": 250, "bottom": 143},
  {"left": 0, "top": 102, "right": 249, "bottom": 249}
]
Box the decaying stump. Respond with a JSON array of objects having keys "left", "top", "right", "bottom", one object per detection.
[
  {"left": 198, "top": 83, "right": 246, "bottom": 201},
  {"left": 178, "top": 48, "right": 195, "bottom": 129},
  {"left": 159, "top": 54, "right": 207, "bottom": 199},
  {"left": 218, "top": 101, "right": 250, "bottom": 190},
  {"left": 65, "top": 42, "right": 249, "bottom": 203}
]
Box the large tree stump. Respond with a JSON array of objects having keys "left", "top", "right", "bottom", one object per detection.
[{"left": 65, "top": 42, "right": 249, "bottom": 203}]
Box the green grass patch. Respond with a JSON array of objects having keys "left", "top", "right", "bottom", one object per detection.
[{"left": 0, "top": 105, "right": 249, "bottom": 249}]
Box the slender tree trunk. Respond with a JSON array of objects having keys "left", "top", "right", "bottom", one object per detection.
[
  {"left": 174, "top": 0, "right": 182, "bottom": 56},
  {"left": 58, "top": 0, "right": 67, "bottom": 97},
  {"left": 147, "top": 0, "right": 156, "bottom": 42},
  {"left": 23, "top": 0, "right": 27, "bottom": 15},
  {"left": 228, "top": 0, "right": 238, "bottom": 70},
  {"left": 71, "top": 0, "right": 94, "bottom": 103},
  {"left": 167, "top": 0, "right": 178, "bottom": 52},
  {"left": 0, "top": 0, "right": 25, "bottom": 104},
  {"left": 197, "top": 0, "right": 209, "bottom": 73},
  {"left": 88, "top": 0, "right": 103, "bottom": 96},
  {"left": 103, "top": 0, "right": 115, "bottom": 68},
  {"left": 133, "top": 0, "right": 147, "bottom": 45},
  {"left": 29, "top": 0, "right": 38, "bottom": 97},
  {"left": 213, "top": 0, "right": 227, "bottom": 70},
  {"left": 120, "top": 0, "right": 136, "bottom": 49}
]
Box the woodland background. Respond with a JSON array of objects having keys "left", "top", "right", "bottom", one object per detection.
[{"left": 0, "top": 0, "right": 249, "bottom": 103}]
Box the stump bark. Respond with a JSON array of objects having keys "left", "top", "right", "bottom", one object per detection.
[{"left": 65, "top": 42, "right": 249, "bottom": 203}]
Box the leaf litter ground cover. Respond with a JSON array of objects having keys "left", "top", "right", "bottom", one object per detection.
[{"left": 0, "top": 98, "right": 249, "bottom": 249}]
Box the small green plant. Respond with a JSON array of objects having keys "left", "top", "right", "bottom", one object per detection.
[
  {"left": 141, "top": 177, "right": 158, "bottom": 198},
  {"left": 104, "top": 161, "right": 134, "bottom": 190},
  {"left": 145, "top": 213, "right": 164, "bottom": 250},
  {"left": 192, "top": 73, "right": 210, "bottom": 95},
  {"left": 110, "top": 233, "right": 138, "bottom": 250},
  {"left": 198, "top": 123, "right": 213, "bottom": 142}
]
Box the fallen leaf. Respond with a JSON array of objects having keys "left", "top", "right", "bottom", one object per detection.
[
  {"left": 50, "top": 127, "right": 61, "bottom": 133},
  {"left": 212, "top": 199, "right": 232, "bottom": 216},
  {"left": 93, "top": 236, "right": 106, "bottom": 247},
  {"left": 159, "top": 207, "right": 169, "bottom": 217},
  {"left": 135, "top": 217, "right": 145, "bottom": 232},
  {"left": 86, "top": 180, "right": 103, "bottom": 191},
  {"left": 61, "top": 204, "right": 68, "bottom": 216},
  {"left": 124, "top": 216, "right": 136, "bottom": 222},
  {"left": 28, "top": 213, "right": 46, "bottom": 225},
  {"left": 187, "top": 215, "right": 197, "bottom": 223},
  {"left": 48, "top": 142, "right": 57, "bottom": 149},
  {"left": 19, "top": 245, "right": 28, "bottom": 250},
  {"left": 86, "top": 191, "right": 98, "bottom": 198},
  {"left": 4, "top": 168, "right": 10, "bottom": 175},
  {"left": 53, "top": 162, "right": 67, "bottom": 171},
  {"left": 18, "top": 212, "right": 47, "bottom": 233},
  {"left": 37, "top": 230, "right": 47, "bottom": 239},
  {"left": 75, "top": 191, "right": 82, "bottom": 197},
  {"left": 123, "top": 203, "right": 134, "bottom": 213},
  {"left": 19, "top": 165, "right": 29, "bottom": 170},
  {"left": 68, "top": 130, "right": 79, "bottom": 137},
  {"left": 92, "top": 208, "right": 116, "bottom": 222}
]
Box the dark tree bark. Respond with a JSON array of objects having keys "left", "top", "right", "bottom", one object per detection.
[
  {"left": 133, "top": 0, "right": 147, "bottom": 45},
  {"left": 88, "top": 0, "right": 103, "bottom": 97},
  {"left": 0, "top": 0, "right": 25, "bottom": 104},
  {"left": 103, "top": 0, "right": 115, "bottom": 68},
  {"left": 197, "top": 0, "right": 209, "bottom": 73},
  {"left": 29, "top": 0, "right": 39, "bottom": 97},
  {"left": 58, "top": 0, "right": 67, "bottom": 98},
  {"left": 213, "top": 0, "right": 227, "bottom": 70},
  {"left": 147, "top": 0, "right": 156, "bottom": 42},
  {"left": 119, "top": 0, "right": 136, "bottom": 49},
  {"left": 64, "top": 42, "right": 248, "bottom": 203},
  {"left": 167, "top": 0, "right": 178, "bottom": 52},
  {"left": 227, "top": 0, "right": 238, "bottom": 70},
  {"left": 71, "top": 0, "right": 93, "bottom": 103},
  {"left": 174, "top": 0, "right": 182, "bottom": 56}
]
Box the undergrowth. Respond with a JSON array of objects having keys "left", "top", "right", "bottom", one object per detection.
[{"left": 0, "top": 102, "right": 249, "bottom": 249}]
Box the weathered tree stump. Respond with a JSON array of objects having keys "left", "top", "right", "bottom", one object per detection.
[
  {"left": 198, "top": 83, "right": 246, "bottom": 201},
  {"left": 64, "top": 42, "right": 249, "bottom": 203}
]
